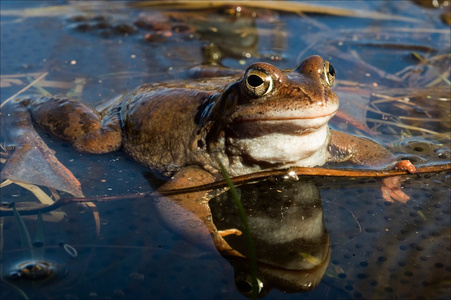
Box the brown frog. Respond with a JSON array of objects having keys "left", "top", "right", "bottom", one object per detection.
[{"left": 1, "top": 55, "right": 414, "bottom": 201}]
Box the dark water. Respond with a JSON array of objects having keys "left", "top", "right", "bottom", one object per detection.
[{"left": 1, "top": 1, "right": 450, "bottom": 299}]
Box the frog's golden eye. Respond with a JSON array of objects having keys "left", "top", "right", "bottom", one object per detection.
[
  {"left": 322, "top": 60, "right": 335, "bottom": 86},
  {"left": 244, "top": 69, "right": 273, "bottom": 98}
]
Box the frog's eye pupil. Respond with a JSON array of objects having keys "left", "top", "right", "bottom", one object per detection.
[
  {"left": 329, "top": 64, "right": 335, "bottom": 77},
  {"left": 244, "top": 69, "right": 273, "bottom": 98},
  {"left": 323, "top": 60, "right": 335, "bottom": 87},
  {"left": 247, "top": 74, "right": 264, "bottom": 87}
]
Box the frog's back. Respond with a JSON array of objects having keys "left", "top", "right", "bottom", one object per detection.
[{"left": 119, "top": 79, "right": 229, "bottom": 175}]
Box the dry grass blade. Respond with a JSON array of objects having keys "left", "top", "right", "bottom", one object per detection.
[
  {"left": 366, "top": 118, "right": 442, "bottom": 135},
  {"left": 1, "top": 72, "right": 48, "bottom": 108},
  {"left": 1, "top": 74, "right": 73, "bottom": 89},
  {"left": 12, "top": 181, "right": 55, "bottom": 205},
  {"left": 426, "top": 69, "right": 451, "bottom": 87},
  {"left": 411, "top": 52, "right": 451, "bottom": 86},
  {"left": 0, "top": 2, "right": 125, "bottom": 18},
  {"left": 0, "top": 179, "right": 13, "bottom": 188},
  {"left": 398, "top": 116, "right": 446, "bottom": 122},
  {"left": 367, "top": 107, "right": 446, "bottom": 123},
  {"left": 1, "top": 152, "right": 66, "bottom": 222},
  {"left": 130, "top": 1, "right": 420, "bottom": 22},
  {"left": 341, "top": 27, "right": 450, "bottom": 34},
  {"left": 66, "top": 78, "right": 86, "bottom": 98},
  {"left": 8, "top": 181, "right": 66, "bottom": 222},
  {"left": 1, "top": 78, "right": 24, "bottom": 88}
]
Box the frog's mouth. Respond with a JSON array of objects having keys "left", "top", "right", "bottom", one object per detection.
[
  {"left": 231, "top": 111, "right": 336, "bottom": 137},
  {"left": 227, "top": 111, "right": 335, "bottom": 166}
]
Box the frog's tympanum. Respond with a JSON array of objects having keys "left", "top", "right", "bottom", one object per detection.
[{"left": 1, "top": 55, "right": 414, "bottom": 201}]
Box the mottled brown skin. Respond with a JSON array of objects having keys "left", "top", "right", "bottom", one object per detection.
[
  {"left": 3, "top": 56, "right": 412, "bottom": 184},
  {"left": 119, "top": 87, "right": 216, "bottom": 175},
  {"left": 327, "top": 130, "right": 395, "bottom": 166},
  {"left": 28, "top": 96, "right": 122, "bottom": 153}
]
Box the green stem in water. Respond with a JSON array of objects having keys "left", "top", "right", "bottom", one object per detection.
[{"left": 218, "top": 161, "right": 259, "bottom": 299}]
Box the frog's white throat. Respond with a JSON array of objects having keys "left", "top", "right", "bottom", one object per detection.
[{"left": 226, "top": 121, "right": 331, "bottom": 174}]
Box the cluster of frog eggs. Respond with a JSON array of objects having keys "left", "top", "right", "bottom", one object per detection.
[
  {"left": 324, "top": 169, "right": 450, "bottom": 299},
  {"left": 67, "top": 14, "right": 193, "bottom": 42},
  {"left": 395, "top": 139, "right": 450, "bottom": 165},
  {"left": 67, "top": 15, "right": 138, "bottom": 37}
]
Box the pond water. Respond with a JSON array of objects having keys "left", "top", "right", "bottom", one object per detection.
[{"left": 1, "top": 1, "right": 450, "bottom": 299}]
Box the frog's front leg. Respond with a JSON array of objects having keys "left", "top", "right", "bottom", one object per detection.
[
  {"left": 328, "top": 130, "right": 391, "bottom": 166},
  {"left": 328, "top": 129, "right": 415, "bottom": 203},
  {"left": 28, "top": 95, "right": 122, "bottom": 153},
  {"left": 156, "top": 166, "right": 244, "bottom": 257}
]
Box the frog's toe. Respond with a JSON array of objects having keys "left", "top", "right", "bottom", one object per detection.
[
  {"left": 381, "top": 176, "right": 410, "bottom": 203},
  {"left": 395, "top": 160, "right": 416, "bottom": 173},
  {"left": 218, "top": 228, "right": 242, "bottom": 237}
]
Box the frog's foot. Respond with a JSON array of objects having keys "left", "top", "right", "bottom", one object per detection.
[
  {"left": 212, "top": 231, "right": 245, "bottom": 258},
  {"left": 218, "top": 228, "right": 242, "bottom": 237},
  {"left": 378, "top": 159, "right": 415, "bottom": 203},
  {"left": 1, "top": 137, "right": 83, "bottom": 198},
  {"left": 381, "top": 176, "right": 409, "bottom": 203}
]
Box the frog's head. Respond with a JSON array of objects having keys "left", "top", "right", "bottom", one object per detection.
[
  {"left": 232, "top": 55, "right": 338, "bottom": 123},
  {"left": 200, "top": 55, "right": 339, "bottom": 171}
]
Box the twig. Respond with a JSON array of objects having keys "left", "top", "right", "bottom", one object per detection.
[{"left": 1, "top": 163, "right": 449, "bottom": 217}]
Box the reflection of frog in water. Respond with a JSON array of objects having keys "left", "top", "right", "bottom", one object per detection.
[
  {"left": 150, "top": 164, "right": 330, "bottom": 297},
  {"left": 1, "top": 55, "right": 414, "bottom": 201},
  {"left": 209, "top": 179, "right": 330, "bottom": 297}
]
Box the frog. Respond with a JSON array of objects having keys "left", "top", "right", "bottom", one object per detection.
[{"left": 1, "top": 55, "right": 414, "bottom": 202}]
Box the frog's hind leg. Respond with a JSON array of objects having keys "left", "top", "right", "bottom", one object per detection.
[
  {"left": 28, "top": 95, "right": 122, "bottom": 153},
  {"left": 1, "top": 95, "right": 121, "bottom": 197}
]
